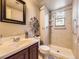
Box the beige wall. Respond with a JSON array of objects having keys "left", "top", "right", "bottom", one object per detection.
[
  {"left": 0, "top": 0, "right": 40, "bottom": 37},
  {"left": 50, "top": 5, "right": 73, "bottom": 49}
]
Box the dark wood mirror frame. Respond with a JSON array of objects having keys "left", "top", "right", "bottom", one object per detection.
[{"left": 0, "top": 0, "right": 26, "bottom": 25}]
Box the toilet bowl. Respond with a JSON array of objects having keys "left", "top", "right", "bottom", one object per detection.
[{"left": 39, "top": 45, "right": 50, "bottom": 54}]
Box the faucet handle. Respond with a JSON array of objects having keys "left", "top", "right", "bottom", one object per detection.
[{"left": 13, "top": 37, "right": 20, "bottom": 42}]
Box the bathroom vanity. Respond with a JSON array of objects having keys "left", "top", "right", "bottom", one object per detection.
[{"left": 0, "top": 38, "right": 39, "bottom": 59}]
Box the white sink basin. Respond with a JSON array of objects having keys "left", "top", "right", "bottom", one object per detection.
[{"left": 1, "top": 39, "right": 32, "bottom": 48}]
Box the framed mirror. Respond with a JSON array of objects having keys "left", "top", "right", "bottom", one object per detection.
[{"left": 1, "top": 0, "right": 26, "bottom": 25}]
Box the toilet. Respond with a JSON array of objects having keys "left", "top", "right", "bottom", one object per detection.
[{"left": 39, "top": 45, "right": 50, "bottom": 59}]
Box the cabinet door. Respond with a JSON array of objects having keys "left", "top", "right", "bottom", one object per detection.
[
  {"left": 24, "top": 48, "right": 29, "bottom": 59},
  {"left": 29, "top": 43, "right": 38, "bottom": 59}
]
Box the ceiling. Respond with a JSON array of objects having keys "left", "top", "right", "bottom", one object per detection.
[{"left": 32, "top": 0, "right": 73, "bottom": 11}]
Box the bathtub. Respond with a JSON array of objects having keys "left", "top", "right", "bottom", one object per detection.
[{"left": 49, "top": 45, "right": 75, "bottom": 59}]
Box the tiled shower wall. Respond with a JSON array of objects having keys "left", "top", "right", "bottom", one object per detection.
[{"left": 50, "top": 5, "right": 73, "bottom": 49}]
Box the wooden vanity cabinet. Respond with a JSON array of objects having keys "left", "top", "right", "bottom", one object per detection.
[{"left": 6, "top": 43, "right": 38, "bottom": 59}]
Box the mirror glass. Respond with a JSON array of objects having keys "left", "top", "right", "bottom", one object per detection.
[{"left": 6, "top": 0, "right": 23, "bottom": 21}]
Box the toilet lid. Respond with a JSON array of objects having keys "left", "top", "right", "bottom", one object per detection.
[{"left": 39, "top": 45, "right": 50, "bottom": 51}]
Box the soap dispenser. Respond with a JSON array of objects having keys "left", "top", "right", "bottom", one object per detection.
[{"left": 25, "top": 32, "right": 28, "bottom": 38}]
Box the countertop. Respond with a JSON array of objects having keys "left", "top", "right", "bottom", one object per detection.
[{"left": 0, "top": 38, "right": 39, "bottom": 59}]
